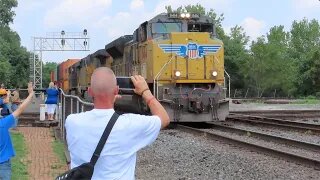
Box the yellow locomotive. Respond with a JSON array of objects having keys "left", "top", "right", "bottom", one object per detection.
[{"left": 105, "top": 12, "right": 229, "bottom": 121}]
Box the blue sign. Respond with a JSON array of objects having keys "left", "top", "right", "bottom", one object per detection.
[{"left": 159, "top": 43, "right": 221, "bottom": 59}]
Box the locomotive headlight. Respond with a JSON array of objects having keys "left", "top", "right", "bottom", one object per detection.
[
  {"left": 174, "top": 70, "right": 181, "bottom": 77},
  {"left": 212, "top": 71, "right": 218, "bottom": 77},
  {"left": 185, "top": 13, "right": 191, "bottom": 18},
  {"left": 180, "top": 13, "right": 186, "bottom": 18}
]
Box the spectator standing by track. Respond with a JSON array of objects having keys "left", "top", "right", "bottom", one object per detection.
[
  {"left": 0, "top": 82, "right": 34, "bottom": 180},
  {"left": 65, "top": 67, "right": 170, "bottom": 179},
  {"left": 45, "top": 82, "right": 59, "bottom": 121}
]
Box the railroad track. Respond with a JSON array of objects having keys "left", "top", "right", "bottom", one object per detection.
[
  {"left": 176, "top": 123, "right": 320, "bottom": 169},
  {"left": 227, "top": 114, "right": 320, "bottom": 133},
  {"left": 229, "top": 110, "right": 320, "bottom": 120},
  {"left": 207, "top": 122, "right": 320, "bottom": 152}
]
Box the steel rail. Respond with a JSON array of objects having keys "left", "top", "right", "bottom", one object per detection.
[
  {"left": 206, "top": 122, "right": 320, "bottom": 152},
  {"left": 176, "top": 125, "right": 320, "bottom": 169}
]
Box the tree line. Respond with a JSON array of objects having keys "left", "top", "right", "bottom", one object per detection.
[{"left": 1, "top": 1, "right": 319, "bottom": 98}]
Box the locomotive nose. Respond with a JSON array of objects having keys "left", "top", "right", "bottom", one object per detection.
[{"left": 168, "top": 32, "right": 223, "bottom": 81}]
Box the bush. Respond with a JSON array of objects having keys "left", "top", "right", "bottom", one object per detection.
[{"left": 305, "top": 95, "right": 317, "bottom": 100}]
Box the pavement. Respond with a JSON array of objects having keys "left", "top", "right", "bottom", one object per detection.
[{"left": 17, "top": 127, "right": 67, "bottom": 179}]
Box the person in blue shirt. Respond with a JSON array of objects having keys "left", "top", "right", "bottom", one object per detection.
[
  {"left": 45, "top": 82, "right": 59, "bottom": 121},
  {"left": 0, "top": 82, "right": 34, "bottom": 180}
]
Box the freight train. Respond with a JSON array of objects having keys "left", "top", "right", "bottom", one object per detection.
[{"left": 52, "top": 12, "right": 229, "bottom": 122}]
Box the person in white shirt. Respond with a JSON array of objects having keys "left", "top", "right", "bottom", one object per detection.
[{"left": 65, "top": 67, "right": 170, "bottom": 180}]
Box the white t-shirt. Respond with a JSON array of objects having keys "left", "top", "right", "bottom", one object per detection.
[{"left": 65, "top": 109, "right": 161, "bottom": 180}]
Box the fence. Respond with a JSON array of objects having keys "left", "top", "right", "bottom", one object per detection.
[
  {"left": 231, "top": 88, "right": 291, "bottom": 99},
  {"left": 58, "top": 89, "right": 94, "bottom": 142}
]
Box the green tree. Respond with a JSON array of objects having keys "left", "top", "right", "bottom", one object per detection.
[
  {"left": 0, "top": 0, "right": 18, "bottom": 26},
  {"left": 0, "top": 1, "right": 30, "bottom": 88},
  {"left": 243, "top": 37, "right": 268, "bottom": 97},
  {"left": 309, "top": 50, "right": 320, "bottom": 95},
  {"left": 224, "top": 25, "right": 250, "bottom": 90},
  {"left": 243, "top": 25, "right": 296, "bottom": 97},
  {"left": 43, "top": 62, "right": 57, "bottom": 88},
  {"left": 289, "top": 18, "right": 320, "bottom": 96},
  {"left": 266, "top": 26, "right": 296, "bottom": 96}
]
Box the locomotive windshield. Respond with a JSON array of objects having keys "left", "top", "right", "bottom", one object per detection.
[
  {"left": 188, "top": 23, "right": 213, "bottom": 33},
  {"left": 152, "top": 23, "right": 182, "bottom": 34}
]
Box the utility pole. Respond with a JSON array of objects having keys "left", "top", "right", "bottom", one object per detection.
[{"left": 30, "top": 30, "right": 90, "bottom": 89}]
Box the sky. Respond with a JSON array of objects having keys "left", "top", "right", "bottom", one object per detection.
[{"left": 10, "top": 0, "right": 320, "bottom": 63}]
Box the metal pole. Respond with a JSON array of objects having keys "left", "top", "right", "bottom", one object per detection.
[
  {"left": 59, "top": 93, "right": 62, "bottom": 130},
  {"left": 77, "top": 101, "right": 79, "bottom": 113},
  {"left": 63, "top": 96, "right": 66, "bottom": 140},
  {"left": 33, "top": 39, "right": 36, "bottom": 86},
  {"left": 70, "top": 97, "right": 73, "bottom": 114},
  {"left": 58, "top": 103, "right": 62, "bottom": 130},
  {"left": 81, "top": 104, "right": 84, "bottom": 112},
  {"left": 40, "top": 49, "right": 43, "bottom": 89}
]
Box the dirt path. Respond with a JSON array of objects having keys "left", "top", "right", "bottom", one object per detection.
[{"left": 18, "top": 127, "right": 67, "bottom": 180}]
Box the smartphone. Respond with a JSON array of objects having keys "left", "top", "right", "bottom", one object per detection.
[{"left": 116, "top": 77, "right": 134, "bottom": 89}]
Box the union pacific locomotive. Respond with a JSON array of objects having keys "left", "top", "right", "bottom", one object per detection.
[{"left": 52, "top": 12, "right": 229, "bottom": 122}]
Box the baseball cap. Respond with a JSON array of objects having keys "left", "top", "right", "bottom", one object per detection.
[{"left": 0, "top": 89, "right": 7, "bottom": 95}]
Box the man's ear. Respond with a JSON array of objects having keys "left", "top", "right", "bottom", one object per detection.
[{"left": 114, "top": 86, "right": 119, "bottom": 95}]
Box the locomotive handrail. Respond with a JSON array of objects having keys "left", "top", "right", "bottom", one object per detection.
[
  {"left": 153, "top": 56, "right": 175, "bottom": 100},
  {"left": 224, "top": 70, "right": 231, "bottom": 98}
]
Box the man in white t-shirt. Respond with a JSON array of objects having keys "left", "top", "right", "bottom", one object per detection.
[{"left": 65, "top": 67, "right": 170, "bottom": 180}]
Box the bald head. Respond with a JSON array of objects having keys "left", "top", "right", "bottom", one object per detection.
[{"left": 90, "top": 67, "right": 117, "bottom": 95}]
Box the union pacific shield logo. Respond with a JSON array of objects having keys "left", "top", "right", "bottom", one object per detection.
[
  {"left": 187, "top": 43, "right": 198, "bottom": 59},
  {"left": 159, "top": 43, "right": 221, "bottom": 59}
]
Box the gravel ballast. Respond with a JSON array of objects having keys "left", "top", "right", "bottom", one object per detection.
[
  {"left": 136, "top": 129, "right": 320, "bottom": 180},
  {"left": 204, "top": 128, "right": 320, "bottom": 160}
]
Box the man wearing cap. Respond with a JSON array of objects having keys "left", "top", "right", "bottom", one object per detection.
[{"left": 0, "top": 82, "right": 34, "bottom": 180}]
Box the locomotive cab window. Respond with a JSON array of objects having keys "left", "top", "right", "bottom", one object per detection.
[
  {"left": 188, "top": 23, "right": 213, "bottom": 33},
  {"left": 152, "top": 22, "right": 182, "bottom": 34}
]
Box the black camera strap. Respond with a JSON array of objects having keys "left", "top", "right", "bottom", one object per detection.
[{"left": 90, "top": 112, "right": 119, "bottom": 165}]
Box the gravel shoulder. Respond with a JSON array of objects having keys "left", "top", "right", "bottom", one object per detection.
[
  {"left": 229, "top": 122, "right": 320, "bottom": 145},
  {"left": 230, "top": 102, "right": 320, "bottom": 111},
  {"left": 136, "top": 129, "right": 320, "bottom": 180}
]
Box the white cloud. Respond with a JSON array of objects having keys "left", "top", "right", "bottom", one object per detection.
[
  {"left": 44, "top": 0, "right": 112, "bottom": 28},
  {"left": 240, "top": 17, "right": 266, "bottom": 40},
  {"left": 154, "top": 0, "right": 232, "bottom": 14},
  {"left": 130, "top": 0, "right": 144, "bottom": 10},
  {"left": 95, "top": 11, "right": 154, "bottom": 40},
  {"left": 292, "top": 0, "right": 320, "bottom": 12}
]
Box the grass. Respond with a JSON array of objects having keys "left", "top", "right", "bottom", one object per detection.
[
  {"left": 51, "top": 130, "right": 67, "bottom": 177},
  {"left": 292, "top": 99, "right": 320, "bottom": 104},
  {"left": 292, "top": 96, "right": 320, "bottom": 104},
  {"left": 11, "top": 131, "right": 29, "bottom": 180},
  {"left": 52, "top": 139, "right": 67, "bottom": 165}
]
